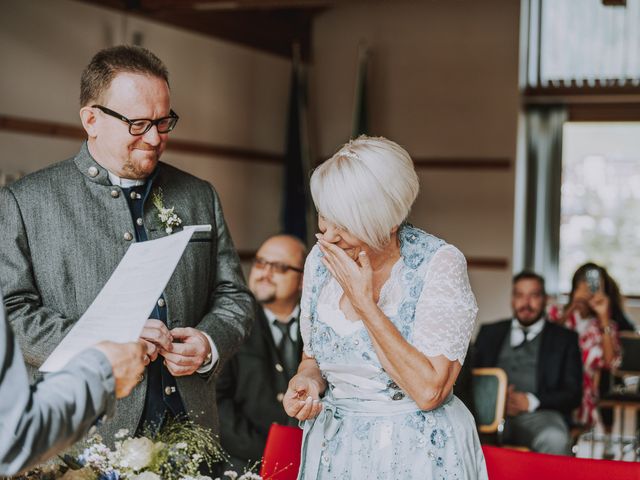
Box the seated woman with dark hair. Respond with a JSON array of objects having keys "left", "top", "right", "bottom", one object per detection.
[{"left": 549, "top": 263, "right": 635, "bottom": 427}]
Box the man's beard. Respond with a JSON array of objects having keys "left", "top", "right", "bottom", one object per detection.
[
  {"left": 256, "top": 292, "right": 276, "bottom": 304},
  {"left": 516, "top": 308, "right": 545, "bottom": 325}
]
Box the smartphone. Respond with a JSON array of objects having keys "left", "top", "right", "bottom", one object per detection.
[{"left": 585, "top": 268, "right": 601, "bottom": 293}]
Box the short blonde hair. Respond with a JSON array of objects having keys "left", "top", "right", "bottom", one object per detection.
[{"left": 310, "top": 136, "right": 419, "bottom": 250}]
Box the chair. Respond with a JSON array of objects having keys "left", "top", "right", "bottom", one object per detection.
[
  {"left": 472, "top": 367, "right": 507, "bottom": 441},
  {"left": 260, "top": 424, "right": 303, "bottom": 480},
  {"left": 482, "top": 445, "right": 639, "bottom": 480},
  {"left": 617, "top": 331, "right": 640, "bottom": 376},
  {"left": 596, "top": 331, "right": 640, "bottom": 460}
]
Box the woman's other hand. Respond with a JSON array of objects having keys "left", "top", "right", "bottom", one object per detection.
[{"left": 284, "top": 373, "right": 323, "bottom": 421}]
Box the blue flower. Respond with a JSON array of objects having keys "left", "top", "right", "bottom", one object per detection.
[
  {"left": 98, "top": 471, "right": 119, "bottom": 480},
  {"left": 430, "top": 429, "right": 447, "bottom": 449},
  {"left": 404, "top": 253, "right": 425, "bottom": 269},
  {"left": 398, "top": 302, "right": 416, "bottom": 321},
  {"left": 409, "top": 280, "right": 424, "bottom": 299}
]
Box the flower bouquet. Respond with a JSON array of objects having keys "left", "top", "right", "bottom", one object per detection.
[{"left": 10, "top": 421, "right": 265, "bottom": 480}]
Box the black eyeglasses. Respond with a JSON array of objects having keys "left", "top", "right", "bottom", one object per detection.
[
  {"left": 253, "top": 257, "right": 303, "bottom": 274},
  {"left": 92, "top": 105, "right": 179, "bottom": 136}
]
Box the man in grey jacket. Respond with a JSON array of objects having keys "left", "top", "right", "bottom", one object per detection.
[
  {"left": 0, "top": 289, "right": 146, "bottom": 476},
  {"left": 0, "top": 46, "right": 253, "bottom": 443}
]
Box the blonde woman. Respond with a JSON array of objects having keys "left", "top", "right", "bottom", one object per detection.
[{"left": 284, "top": 136, "right": 487, "bottom": 479}]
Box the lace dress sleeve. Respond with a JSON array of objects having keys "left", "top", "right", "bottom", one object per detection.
[
  {"left": 299, "top": 244, "right": 320, "bottom": 357},
  {"left": 412, "top": 244, "right": 478, "bottom": 364}
]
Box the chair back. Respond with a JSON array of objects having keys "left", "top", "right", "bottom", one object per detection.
[
  {"left": 617, "top": 331, "right": 640, "bottom": 375},
  {"left": 260, "top": 424, "right": 303, "bottom": 480},
  {"left": 472, "top": 367, "right": 507, "bottom": 433},
  {"left": 482, "top": 445, "right": 639, "bottom": 480}
]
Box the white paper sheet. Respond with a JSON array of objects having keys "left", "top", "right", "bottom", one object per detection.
[{"left": 40, "top": 224, "right": 212, "bottom": 372}]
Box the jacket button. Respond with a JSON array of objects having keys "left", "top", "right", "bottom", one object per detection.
[
  {"left": 136, "top": 218, "right": 144, "bottom": 226},
  {"left": 130, "top": 191, "right": 141, "bottom": 200},
  {"left": 124, "top": 232, "right": 133, "bottom": 241},
  {"left": 276, "top": 393, "right": 284, "bottom": 402},
  {"left": 164, "top": 386, "right": 175, "bottom": 395},
  {"left": 157, "top": 298, "right": 166, "bottom": 308},
  {"left": 88, "top": 166, "right": 98, "bottom": 177},
  {"left": 275, "top": 363, "right": 284, "bottom": 373},
  {"left": 110, "top": 189, "right": 120, "bottom": 198}
]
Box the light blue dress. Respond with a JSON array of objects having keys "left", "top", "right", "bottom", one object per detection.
[{"left": 297, "top": 225, "right": 488, "bottom": 479}]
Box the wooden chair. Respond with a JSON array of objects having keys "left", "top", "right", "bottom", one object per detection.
[
  {"left": 260, "top": 424, "right": 303, "bottom": 480},
  {"left": 472, "top": 367, "right": 508, "bottom": 442}
]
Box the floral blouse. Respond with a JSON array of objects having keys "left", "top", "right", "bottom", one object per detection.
[{"left": 549, "top": 305, "right": 621, "bottom": 426}]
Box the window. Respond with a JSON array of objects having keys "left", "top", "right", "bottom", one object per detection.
[
  {"left": 559, "top": 122, "right": 640, "bottom": 295},
  {"left": 523, "top": 0, "right": 640, "bottom": 87}
]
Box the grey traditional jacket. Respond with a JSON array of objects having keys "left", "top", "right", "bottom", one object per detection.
[
  {"left": 0, "top": 143, "right": 254, "bottom": 443},
  {"left": 0, "top": 287, "right": 116, "bottom": 476}
]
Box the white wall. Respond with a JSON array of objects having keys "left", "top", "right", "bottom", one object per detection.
[
  {"left": 0, "top": 0, "right": 291, "bottom": 251},
  {"left": 311, "top": 0, "right": 521, "bottom": 326}
]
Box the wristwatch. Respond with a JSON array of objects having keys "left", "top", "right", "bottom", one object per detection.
[{"left": 602, "top": 325, "right": 613, "bottom": 335}]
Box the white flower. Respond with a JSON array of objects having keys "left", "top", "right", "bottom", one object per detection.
[
  {"left": 118, "top": 437, "right": 155, "bottom": 471},
  {"left": 238, "top": 473, "right": 262, "bottom": 480},
  {"left": 115, "top": 429, "right": 130, "bottom": 439},
  {"left": 152, "top": 188, "right": 182, "bottom": 235},
  {"left": 223, "top": 472, "right": 238, "bottom": 480},
  {"left": 130, "top": 472, "right": 162, "bottom": 480}
]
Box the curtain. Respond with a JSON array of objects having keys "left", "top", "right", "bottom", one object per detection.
[{"left": 513, "top": 105, "right": 567, "bottom": 294}]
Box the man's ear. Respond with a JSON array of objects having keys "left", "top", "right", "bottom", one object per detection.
[{"left": 79, "top": 106, "right": 98, "bottom": 138}]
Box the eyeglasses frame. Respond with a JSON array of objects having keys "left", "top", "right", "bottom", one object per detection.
[
  {"left": 92, "top": 104, "right": 179, "bottom": 136},
  {"left": 253, "top": 257, "right": 304, "bottom": 275}
]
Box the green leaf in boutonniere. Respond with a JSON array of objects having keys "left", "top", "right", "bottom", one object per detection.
[{"left": 151, "top": 188, "right": 183, "bottom": 234}]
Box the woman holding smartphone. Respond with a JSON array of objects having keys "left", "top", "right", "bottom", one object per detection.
[{"left": 549, "top": 263, "right": 634, "bottom": 426}]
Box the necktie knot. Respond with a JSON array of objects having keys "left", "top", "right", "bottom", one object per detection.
[{"left": 515, "top": 328, "right": 530, "bottom": 348}]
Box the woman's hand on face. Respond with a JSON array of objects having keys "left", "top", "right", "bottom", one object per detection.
[
  {"left": 284, "top": 374, "right": 323, "bottom": 421},
  {"left": 589, "top": 291, "right": 610, "bottom": 324},
  {"left": 565, "top": 283, "right": 592, "bottom": 319},
  {"left": 316, "top": 237, "right": 374, "bottom": 311}
]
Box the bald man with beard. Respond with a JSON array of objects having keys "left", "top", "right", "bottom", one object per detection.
[{"left": 217, "top": 235, "right": 307, "bottom": 470}]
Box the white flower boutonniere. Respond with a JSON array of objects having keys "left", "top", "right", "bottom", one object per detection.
[{"left": 151, "top": 188, "right": 182, "bottom": 234}]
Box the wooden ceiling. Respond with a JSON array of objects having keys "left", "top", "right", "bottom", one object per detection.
[{"left": 77, "top": 0, "right": 370, "bottom": 60}]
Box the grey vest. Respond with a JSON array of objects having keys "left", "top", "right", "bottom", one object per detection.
[{"left": 496, "top": 332, "right": 542, "bottom": 394}]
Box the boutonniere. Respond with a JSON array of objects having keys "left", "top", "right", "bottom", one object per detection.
[{"left": 151, "top": 188, "right": 182, "bottom": 234}]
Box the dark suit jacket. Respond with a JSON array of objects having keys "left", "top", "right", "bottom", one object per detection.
[
  {"left": 474, "top": 319, "right": 582, "bottom": 416},
  {"left": 216, "top": 305, "right": 302, "bottom": 468}
]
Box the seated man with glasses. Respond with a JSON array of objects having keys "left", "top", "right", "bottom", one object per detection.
[
  {"left": 217, "top": 235, "right": 307, "bottom": 471},
  {"left": 0, "top": 45, "right": 254, "bottom": 447}
]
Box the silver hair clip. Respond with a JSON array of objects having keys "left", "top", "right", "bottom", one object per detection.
[{"left": 338, "top": 148, "right": 359, "bottom": 161}]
